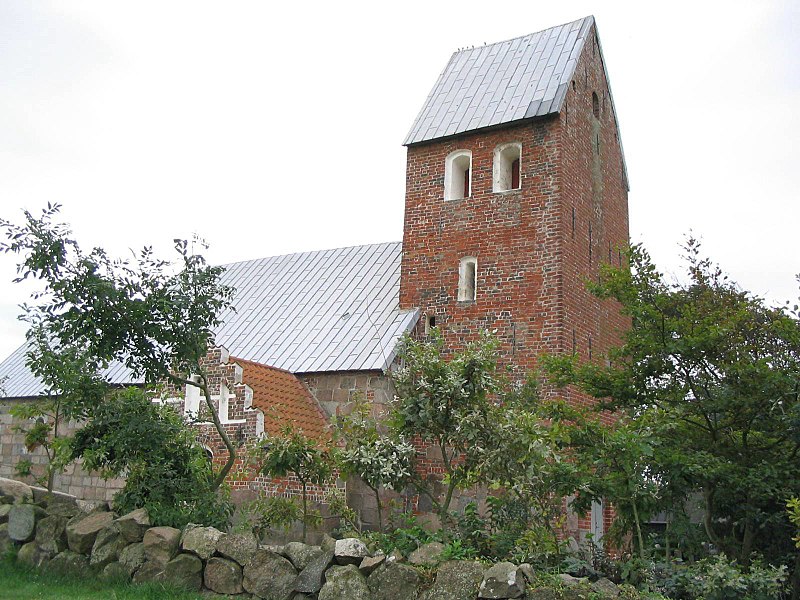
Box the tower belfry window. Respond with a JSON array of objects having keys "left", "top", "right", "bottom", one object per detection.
[
  {"left": 493, "top": 143, "right": 522, "bottom": 192},
  {"left": 458, "top": 257, "right": 477, "bottom": 302},
  {"left": 445, "top": 150, "right": 472, "bottom": 200}
]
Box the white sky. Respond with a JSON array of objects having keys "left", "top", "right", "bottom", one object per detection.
[{"left": 1, "top": 0, "right": 798, "bottom": 360}]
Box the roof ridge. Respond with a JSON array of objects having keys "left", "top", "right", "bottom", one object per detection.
[
  {"left": 219, "top": 240, "right": 402, "bottom": 268},
  {"left": 449, "top": 15, "right": 592, "bottom": 57},
  {"left": 230, "top": 355, "right": 298, "bottom": 377}
]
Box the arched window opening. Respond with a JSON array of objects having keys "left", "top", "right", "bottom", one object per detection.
[
  {"left": 458, "top": 257, "right": 477, "bottom": 302},
  {"left": 493, "top": 143, "right": 522, "bottom": 192},
  {"left": 592, "top": 92, "right": 600, "bottom": 119},
  {"left": 445, "top": 150, "right": 472, "bottom": 200}
]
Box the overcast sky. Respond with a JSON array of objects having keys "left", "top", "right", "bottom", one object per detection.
[{"left": 1, "top": 0, "right": 798, "bottom": 360}]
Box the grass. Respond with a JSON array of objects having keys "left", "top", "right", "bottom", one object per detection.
[{"left": 0, "top": 556, "right": 208, "bottom": 600}]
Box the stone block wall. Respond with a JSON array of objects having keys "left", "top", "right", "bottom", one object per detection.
[{"left": 0, "top": 400, "right": 124, "bottom": 502}]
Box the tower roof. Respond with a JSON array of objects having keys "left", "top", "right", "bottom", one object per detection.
[{"left": 404, "top": 16, "right": 594, "bottom": 146}]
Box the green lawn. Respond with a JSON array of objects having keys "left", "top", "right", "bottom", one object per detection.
[{"left": 0, "top": 558, "right": 208, "bottom": 600}]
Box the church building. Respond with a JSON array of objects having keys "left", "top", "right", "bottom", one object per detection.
[{"left": 0, "top": 16, "right": 629, "bottom": 539}]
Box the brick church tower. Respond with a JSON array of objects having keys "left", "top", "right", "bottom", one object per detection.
[{"left": 400, "top": 16, "right": 629, "bottom": 394}]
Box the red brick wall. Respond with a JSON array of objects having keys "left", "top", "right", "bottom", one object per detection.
[{"left": 399, "top": 23, "right": 629, "bottom": 396}]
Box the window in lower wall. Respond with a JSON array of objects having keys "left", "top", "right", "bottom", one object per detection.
[{"left": 458, "top": 257, "right": 477, "bottom": 302}]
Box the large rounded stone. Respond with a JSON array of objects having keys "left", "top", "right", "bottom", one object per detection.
[
  {"left": 293, "top": 549, "right": 334, "bottom": 594},
  {"left": 368, "top": 561, "right": 420, "bottom": 600},
  {"left": 114, "top": 508, "right": 150, "bottom": 543},
  {"left": 143, "top": 526, "right": 181, "bottom": 563},
  {"left": 132, "top": 560, "right": 166, "bottom": 584},
  {"left": 119, "top": 542, "right": 147, "bottom": 577},
  {"left": 180, "top": 524, "right": 223, "bottom": 560},
  {"left": 319, "top": 564, "right": 371, "bottom": 600},
  {"left": 66, "top": 511, "right": 114, "bottom": 554},
  {"left": 205, "top": 556, "right": 244, "bottom": 595},
  {"left": 90, "top": 525, "right": 129, "bottom": 570},
  {"left": 479, "top": 561, "right": 526, "bottom": 599},
  {"left": 0, "top": 504, "right": 11, "bottom": 523},
  {"left": 243, "top": 549, "right": 297, "bottom": 599},
  {"left": 283, "top": 541, "right": 322, "bottom": 571},
  {"left": 0, "top": 477, "right": 33, "bottom": 504},
  {"left": 17, "top": 540, "right": 51, "bottom": 568},
  {"left": 216, "top": 530, "right": 258, "bottom": 566},
  {"left": 100, "top": 561, "right": 131, "bottom": 582},
  {"left": 163, "top": 553, "right": 204, "bottom": 591},
  {"left": 8, "top": 504, "right": 46, "bottom": 543},
  {"left": 421, "top": 560, "right": 486, "bottom": 600},
  {"left": 35, "top": 514, "right": 68, "bottom": 554},
  {"left": 47, "top": 550, "right": 89, "bottom": 574},
  {"left": 334, "top": 537, "right": 369, "bottom": 565}
]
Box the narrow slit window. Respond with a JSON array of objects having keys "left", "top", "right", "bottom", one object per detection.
[
  {"left": 425, "top": 314, "right": 437, "bottom": 334},
  {"left": 458, "top": 257, "right": 477, "bottom": 302},
  {"left": 445, "top": 150, "right": 472, "bottom": 200},
  {"left": 493, "top": 143, "right": 522, "bottom": 192},
  {"left": 218, "top": 383, "right": 230, "bottom": 423},
  {"left": 592, "top": 92, "right": 600, "bottom": 119},
  {"left": 185, "top": 375, "right": 202, "bottom": 419}
]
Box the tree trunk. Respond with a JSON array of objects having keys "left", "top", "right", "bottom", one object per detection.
[
  {"left": 195, "top": 375, "right": 237, "bottom": 490},
  {"left": 631, "top": 499, "right": 646, "bottom": 559}
]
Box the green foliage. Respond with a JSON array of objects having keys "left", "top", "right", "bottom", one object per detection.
[
  {"left": 366, "top": 512, "right": 442, "bottom": 556},
  {"left": 69, "top": 387, "right": 232, "bottom": 529},
  {"left": 390, "top": 330, "right": 507, "bottom": 521},
  {"left": 660, "top": 555, "right": 788, "bottom": 600},
  {"left": 438, "top": 538, "right": 478, "bottom": 561},
  {"left": 324, "top": 486, "right": 361, "bottom": 535},
  {"left": 253, "top": 426, "right": 333, "bottom": 541},
  {"left": 788, "top": 497, "right": 800, "bottom": 549},
  {"left": 544, "top": 240, "right": 800, "bottom": 566},
  {"left": 334, "top": 398, "right": 414, "bottom": 530},
  {"left": 236, "top": 495, "right": 305, "bottom": 538},
  {"left": 1, "top": 205, "right": 238, "bottom": 489}
]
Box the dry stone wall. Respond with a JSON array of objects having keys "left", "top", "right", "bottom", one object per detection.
[{"left": 0, "top": 475, "right": 638, "bottom": 599}]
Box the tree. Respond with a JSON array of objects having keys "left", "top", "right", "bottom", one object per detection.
[
  {"left": 9, "top": 323, "right": 108, "bottom": 492},
  {"left": 390, "top": 329, "right": 503, "bottom": 523},
  {"left": 254, "top": 426, "right": 333, "bottom": 542},
  {"left": 334, "top": 398, "right": 415, "bottom": 531},
  {"left": 545, "top": 240, "right": 800, "bottom": 569},
  {"left": 0, "top": 205, "right": 237, "bottom": 489},
  {"left": 70, "top": 386, "right": 233, "bottom": 528}
]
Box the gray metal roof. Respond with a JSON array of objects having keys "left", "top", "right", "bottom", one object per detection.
[
  {"left": 0, "top": 242, "right": 419, "bottom": 398},
  {"left": 404, "top": 16, "right": 594, "bottom": 146}
]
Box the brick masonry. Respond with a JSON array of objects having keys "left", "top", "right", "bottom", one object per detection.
[{"left": 399, "top": 23, "right": 628, "bottom": 534}]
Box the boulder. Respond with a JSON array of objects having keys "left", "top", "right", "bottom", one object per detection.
[
  {"left": 143, "top": 526, "right": 181, "bottom": 563},
  {"left": 0, "top": 504, "right": 11, "bottom": 523},
  {"left": 90, "top": 525, "right": 129, "bottom": 570},
  {"left": 318, "top": 564, "right": 371, "bottom": 600},
  {"left": 114, "top": 508, "right": 150, "bottom": 543},
  {"left": 216, "top": 530, "right": 258, "bottom": 566},
  {"left": 293, "top": 549, "right": 334, "bottom": 594},
  {"left": 204, "top": 556, "right": 244, "bottom": 595},
  {"left": 35, "top": 514, "right": 69, "bottom": 554},
  {"left": 17, "top": 540, "right": 52, "bottom": 568},
  {"left": 0, "top": 477, "right": 33, "bottom": 504},
  {"left": 592, "top": 577, "right": 621, "bottom": 597},
  {"left": 31, "top": 488, "right": 79, "bottom": 516},
  {"left": 558, "top": 573, "right": 588, "bottom": 587},
  {"left": 334, "top": 537, "right": 369, "bottom": 565},
  {"left": 132, "top": 560, "right": 166, "bottom": 584},
  {"left": 100, "top": 561, "right": 130, "bottom": 582},
  {"left": 66, "top": 511, "right": 114, "bottom": 554},
  {"left": 119, "top": 542, "right": 147, "bottom": 577},
  {"left": 518, "top": 563, "right": 535, "bottom": 583},
  {"left": 368, "top": 561, "right": 420, "bottom": 600},
  {"left": 408, "top": 541, "right": 445, "bottom": 567},
  {"left": 479, "top": 561, "right": 526, "bottom": 599},
  {"left": 421, "top": 560, "right": 486, "bottom": 600},
  {"left": 283, "top": 541, "right": 322, "bottom": 571},
  {"left": 8, "top": 504, "right": 46, "bottom": 543},
  {"left": 163, "top": 553, "right": 204, "bottom": 591},
  {"left": 359, "top": 553, "right": 385, "bottom": 575},
  {"left": 48, "top": 550, "right": 89, "bottom": 574},
  {"left": 526, "top": 589, "right": 559, "bottom": 600},
  {"left": 243, "top": 548, "right": 297, "bottom": 599},
  {"left": 320, "top": 533, "right": 336, "bottom": 553},
  {"left": 181, "top": 524, "right": 223, "bottom": 560}
]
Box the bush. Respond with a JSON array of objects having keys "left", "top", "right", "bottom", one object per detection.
[{"left": 70, "top": 387, "right": 233, "bottom": 529}]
